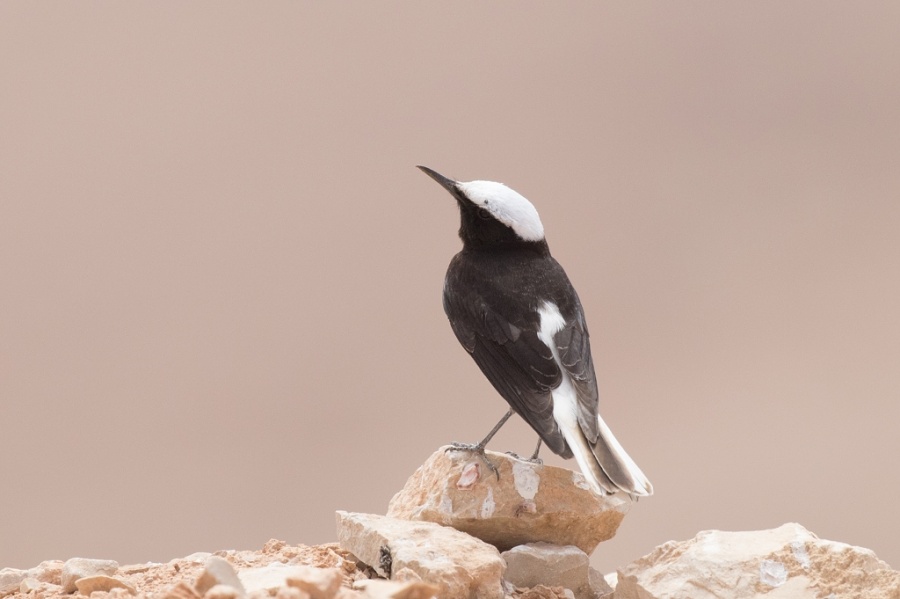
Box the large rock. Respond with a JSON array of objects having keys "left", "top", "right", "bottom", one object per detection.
[
  {"left": 335, "top": 511, "right": 505, "bottom": 599},
  {"left": 0, "top": 570, "right": 28, "bottom": 597},
  {"left": 60, "top": 558, "right": 119, "bottom": 593},
  {"left": 501, "top": 543, "right": 611, "bottom": 599},
  {"left": 195, "top": 556, "right": 247, "bottom": 598},
  {"left": 239, "top": 563, "right": 336, "bottom": 595},
  {"left": 387, "top": 447, "right": 630, "bottom": 554},
  {"left": 615, "top": 522, "right": 900, "bottom": 599},
  {"left": 74, "top": 574, "right": 137, "bottom": 595}
]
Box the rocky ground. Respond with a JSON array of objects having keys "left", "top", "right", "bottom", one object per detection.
[{"left": 3, "top": 448, "right": 898, "bottom": 599}]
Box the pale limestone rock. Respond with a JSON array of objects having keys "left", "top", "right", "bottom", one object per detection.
[
  {"left": 587, "top": 570, "right": 613, "bottom": 599},
  {"left": 31, "top": 561, "right": 65, "bottom": 585},
  {"left": 284, "top": 566, "right": 343, "bottom": 599},
  {"left": 108, "top": 588, "right": 136, "bottom": 599},
  {"left": 514, "top": 586, "right": 572, "bottom": 599},
  {"left": 61, "top": 559, "right": 120, "bottom": 593},
  {"left": 19, "top": 578, "right": 42, "bottom": 594},
  {"left": 352, "top": 578, "right": 440, "bottom": 599},
  {"left": 195, "top": 557, "right": 246, "bottom": 598},
  {"left": 275, "top": 587, "right": 311, "bottom": 599},
  {"left": 387, "top": 447, "right": 630, "bottom": 554},
  {"left": 335, "top": 511, "right": 505, "bottom": 599},
  {"left": 0, "top": 569, "right": 27, "bottom": 597},
  {"left": 615, "top": 522, "right": 900, "bottom": 599},
  {"left": 501, "top": 544, "right": 611, "bottom": 599},
  {"left": 239, "top": 564, "right": 328, "bottom": 594},
  {"left": 163, "top": 582, "right": 202, "bottom": 599},
  {"left": 74, "top": 575, "right": 136, "bottom": 595},
  {"left": 204, "top": 584, "right": 240, "bottom": 599}
]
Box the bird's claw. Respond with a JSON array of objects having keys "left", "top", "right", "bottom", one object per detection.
[
  {"left": 445, "top": 442, "right": 501, "bottom": 480},
  {"left": 505, "top": 450, "right": 543, "bottom": 465}
]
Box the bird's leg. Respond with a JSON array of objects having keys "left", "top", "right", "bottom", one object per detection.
[
  {"left": 507, "top": 437, "right": 544, "bottom": 465},
  {"left": 529, "top": 438, "right": 543, "bottom": 463},
  {"left": 446, "top": 409, "right": 514, "bottom": 479}
]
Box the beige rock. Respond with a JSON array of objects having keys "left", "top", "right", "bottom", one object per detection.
[
  {"left": 587, "top": 570, "right": 613, "bottom": 599},
  {"left": 285, "top": 566, "right": 343, "bottom": 599},
  {"left": 514, "top": 586, "right": 572, "bottom": 599},
  {"left": 275, "top": 587, "right": 311, "bottom": 599},
  {"left": 387, "top": 447, "right": 630, "bottom": 554},
  {"left": 74, "top": 575, "right": 136, "bottom": 595},
  {"left": 239, "top": 564, "right": 328, "bottom": 594},
  {"left": 195, "top": 557, "right": 246, "bottom": 598},
  {"left": 1, "top": 570, "right": 28, "bottom": 597},
  {"left": 501, "top": 543, "right": 611, "bottom": 599},
  {"left": 61, "top": 559, "right": 120, "bottom": 594},
  {"left": 19, "top": 578, "right": 43, "bottom": 594},
  {"left": 336, "top": 511, "right": 505, "bottom": 599},
  {"left": 163, "top": 582, "right": 202, "bottom": 599},
  {"left": 108, "top": 588, "right": 136, "bottom": 599},
  {"left": 31, "top": 561, "right": 65, "bottom": 585},
  {"left": 352, "top": 579, "right": 439, "bottom": 599},
  {"left": 203, "top": 584, "right": 240, "bottom": 599},
  {"left": 615, "top": 522, "right": 900, "bottom": 599}
]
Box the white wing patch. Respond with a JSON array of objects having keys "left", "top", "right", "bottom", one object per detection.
[{"left": 457, "top": 179, "right": 545, "bottom": 242}]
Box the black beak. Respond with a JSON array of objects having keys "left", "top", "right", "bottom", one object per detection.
[{"left": 417, "top": 165, "right": 458, "bottom": 195}]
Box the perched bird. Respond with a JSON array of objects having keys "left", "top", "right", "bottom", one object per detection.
[{"left": 419, "top": 166, "right": 653, "bottom": 498}]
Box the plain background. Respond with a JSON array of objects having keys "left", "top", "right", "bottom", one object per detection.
[{"left": 2, "top": 3, "right": 899, "bottom": 574}]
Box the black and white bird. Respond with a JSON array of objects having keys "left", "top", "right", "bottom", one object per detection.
[{"left": 419, "top": 166, "right": 653, "bottom": 498}]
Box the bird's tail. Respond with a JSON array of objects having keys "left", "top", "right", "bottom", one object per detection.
[{"left": 566, "top": 413, "right": 653, "bottom": 499}]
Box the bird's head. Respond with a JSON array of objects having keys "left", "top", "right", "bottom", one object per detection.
[{"left": 418, "top": 166, "right": 546, "bottom": 250}]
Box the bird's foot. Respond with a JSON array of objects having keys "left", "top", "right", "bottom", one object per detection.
[
  {"left": 505, "top": 451, "right": 543, "bottom": 465},
  {"left": 445, "top": 442, "right": 500, "bottom": 479}
]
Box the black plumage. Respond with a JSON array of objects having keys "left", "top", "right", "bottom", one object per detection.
[{"left": 419, "top": 165, "right": 652, "bottom": 497}]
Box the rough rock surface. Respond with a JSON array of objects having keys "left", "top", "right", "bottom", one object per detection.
[
  {"left": 75, "top": 574, "right": 138, "bottom": 595},
  {"left": 387, "top": 446, "right": 630, "bottom": 554},
  {"left": 195, "top": 557, "right": 247, "bottom": 597},
  {"left": 501, "top": 544, "right": 611, "bottom": 599},
  {"left": 351, "top": 579, "right": 439, "bottom": 599},
  {"left": 0, "top": 541, "right": 377, "bottom": 599},
  {"left": 61, "top": 558, "right": 121, "bottom": 593},
  {"left": 238, "top": 563, "right": 331, "bottom": 594},
  {"left": 336, "top": 511, "right": 505, "bottom": 599},
  {"left": 615, "top": 522, "right": 900, "bottom": 599}
]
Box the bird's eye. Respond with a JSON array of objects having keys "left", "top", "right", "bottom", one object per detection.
[{"left": 477, "top": 207, "right": 492, "bottom": 220}]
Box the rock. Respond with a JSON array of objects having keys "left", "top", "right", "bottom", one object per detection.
[
  {"left": 335, "top": 511, "right": 505, "bottom": 599},
  {"left": 18, "top": 578, "right": 42, "bottom": 594},
  {"left": 615, "top": 522, "right": 900, "bottom": 599},
  {"left": 387, "top": 447, "right": 630, "bottom": 554},
  {"left": 61, "top": 558, "right": 120, "bottom": 593},
  {"left": 74, "top": 574, "right": 137, "bottom": 595},
  {"left": 514, "top": 586, "right": 572, "bottom": 599},
  {"left": 239, "top": 564, "right": 327, "bottom": 594},
  {"left": 275, "top": 587, "right": 311, "bottom": 599},
  {"left": 31, "top": 561, "right": 65, "bottom": 585},
  {"left": 204, "top": 584, "right": 241, "bottom": 599},
  {"left": 587, "top": 569, "right": 613, "bottom": 598},
  {"left": 501, "top": 543, "right": 610, "bottom": 599},
  {"left": 284, "top": 566, "right": 343, "bottom": 599},
  {"left": 0, "top": 569, "right": 28, "bottom": 597},
  {"left": 352, "top": 579, "right": 440, "bottom": 599},
  {"left": 163, "top": 582, "right": 202, "bottom": 599},
  {"left": 195, "top": 557, "right": 246, "bottom": 598}
]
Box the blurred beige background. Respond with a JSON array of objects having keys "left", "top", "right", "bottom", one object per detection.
[{"left": 2, "top": 2, "right": 898, "bottom": 573}]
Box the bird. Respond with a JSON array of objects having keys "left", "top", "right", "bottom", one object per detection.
[{"left": 418, "top": 165, "right": 653, "bottom": 498}]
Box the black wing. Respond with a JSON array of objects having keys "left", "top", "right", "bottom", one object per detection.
[{"left": 443, "top": 252, "right": 584, "bottom": 457}]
